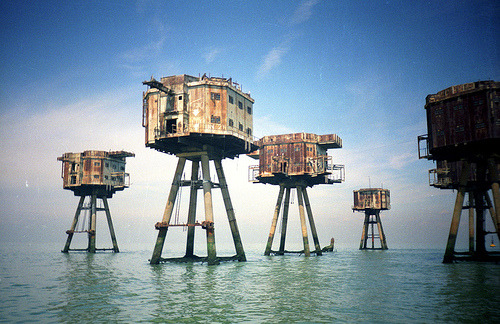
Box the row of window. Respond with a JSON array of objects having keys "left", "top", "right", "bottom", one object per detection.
[{"left": 219, "top": 93, "right": 253, "bottom": 115}]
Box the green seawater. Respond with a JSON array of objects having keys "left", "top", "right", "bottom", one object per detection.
[{"left": 1, "top": 244, "right": 499, "bottom": 323}]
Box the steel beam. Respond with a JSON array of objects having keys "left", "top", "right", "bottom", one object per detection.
[
  {"left": 102, "top": 197, "right": 119, "bottom": 253},
  {"left": 296, "top": 186, "right": 310, "bottom": 257},
  {"left": 62, "top": 195, "right": 85, "bottom": 253},
  {"left": 302, "top": 187, "right": 322, "bottom": 255},
  {"left": 278, "top": 187, "right": 291, "bottom": 254}
]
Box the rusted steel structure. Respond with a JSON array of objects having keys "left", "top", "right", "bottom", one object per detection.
[
  {"left": 143, "top": 74, "right": 256, "bottom": 265},
  {"left": 352, "top": 188, "right": 390, "bottom": 250},
  {"left": 418, "top": 80, "right": 500, "bottom": 262},
  {"left": 57, "top": 150, "right": 134, "bottom": 253},
  {"left": 249, "top": 132, "right": 344, "bottom": 256}
]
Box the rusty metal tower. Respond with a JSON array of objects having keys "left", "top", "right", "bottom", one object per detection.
[
  {"left": 249, "top": 133, "right": 344, "bottom": 256},
  {"left": 58, "top": 150, "right": 134, "bottom": 253},
  {"left": 352, "top": 188, "right": 390, "bottom": 250},
  {"left": 418, "top": 81, "right": 500, "bottom": 263},
  {"left": 143, "top": 74, "right": 256, "bottom": 265}
]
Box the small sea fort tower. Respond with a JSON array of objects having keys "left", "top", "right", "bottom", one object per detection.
[
  {"left": 249, "top": 132, "right": 344, "bottom": 256},
  {"left": 352, "top": 188, "right": 390, "bottom": 250},
  {"left": 58, "top": 150, "right": 134, "bottom": 253}
]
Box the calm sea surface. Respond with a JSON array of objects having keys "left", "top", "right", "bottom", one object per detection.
[{"left": 1, "top": 244, "right": 499, "bottom": 323}]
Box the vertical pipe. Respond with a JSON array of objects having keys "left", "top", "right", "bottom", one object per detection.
[
  {"left": 150, "top": 157, "right": 186, "bottom": 264},
  {"left": 201, "top": 153, "right": 218, "bottom": 265},
  {"left": 443, "top": 161, "right": 470, "bottom": 263},
  {"left": 468, "top": 193, "right": 475, "bottom": 253},
  {"left": 375, "top": 211, "right": 388, "bottom": 250},
  {"left": 296, "top": 186, "right": 310, "bottom": 256},
  {"left": 302, "top": 187, "right": 322, "bottom": 255},
  {"left": 214, "top": 159, "right": 246, "bottom": 261},
  {"left": 185, "top": 160, "right": 199, "bottom": 258},
  {"left": 88, "top": 193, "right": 97, "bottom": 253},
  {"left": 278, "top": 187, "right": 291, "bottom": 255},
  {"left": 102, "top": 197, "right": 119, "bottom": 253},
  {"left": 62, "top": 195, "right": 85, "bottom": 252},
  {"left": 265, "top": 185, "right": 285, "bottom": 256}
]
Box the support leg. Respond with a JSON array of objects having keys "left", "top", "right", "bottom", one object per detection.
[
  {"left": 265, "top": 185, "right": 285, "bottom": 256},
  {"left": 360, "top": 213, "right": 369, "bottom": 250},
  {"left": 62, "top": 196, "right": 85, "bottom": 253},
  {"left": 443, "top": 161, "right": 470, "bottom": 263},
  {"left": 88, "top": 193, "right": 97, "bottom": 253},
  {"left": 201, "top": 153, "right": 218, "bottom": 265},
  {"left": 278, "top": 187, "right": 291, "bottom": 255},
  {"left": 185, "top": 160, "right": 199, "bottom": 258},
  {"left": 150, "top": 157, "right": 186, "bottom": 264},
  {"left": 296, "top": 186, "right": 310, "bottom": 257},
  {"left": 487, "top": 158, "right": 500, "bottom": 240},
  {"left": 302, "top": 187, "right": 322, "bottom": 255},
  {"left": 375, "top": 211, "right": 388, "bottom": 250},
  {"left": 468, "top": 193, "right": 475, "bottom": 253},
  {"left": 474, "top": 190, "right": 487, "bottom": 259},
  {"left": 214, "top": 159, "right": 246, "bottom": 261},
  {"left": 102, "top": 197, "right": 119, "bottom": 253}
]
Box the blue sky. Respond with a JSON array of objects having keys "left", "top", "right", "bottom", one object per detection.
[{"left": 0, "top": 0, "right": 499, "bottom": 252}]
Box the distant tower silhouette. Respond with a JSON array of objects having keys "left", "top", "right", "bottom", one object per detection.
[
  {"left": 352, "top": 188, "right": 390, "bottom": 250},
  {"left": 58, "top": 150, "right": 134, "bottom": 253},
  {"left": 143, "top": 74, "right": 256, "bottom": 265},
  {"left": 418, "top": 81, "right": 500, "bottom": 263},
  {"left": 249, "top": 133, "right": 344, "bottom": 256}
]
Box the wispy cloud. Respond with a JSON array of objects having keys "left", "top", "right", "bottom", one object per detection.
[
  {"left": 257, "top": 40, "right": 291, "bottom": 78},
  {"left": 290, "top": 0, "right": 321, "bottom": 25},
  {"left": 203, "top": 47, "right": 222, "bottom": 64}
]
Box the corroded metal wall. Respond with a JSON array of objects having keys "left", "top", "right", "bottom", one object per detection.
[
  {"left": 251, "top": 132, "right": 343, "bottom": 186},
  {"left": 352, "top": 188, "right": 390, "bottom": 211},
  {"left": 425, "top": 80, "right": 499, "bottom": 160},
  {"left": 142, "top": 74, "right": 255, "bottom": 157},
  {"left": 58, "top": 150, "right": 134, "bottom": 196}
]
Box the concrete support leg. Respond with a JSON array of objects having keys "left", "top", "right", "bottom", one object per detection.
[
  {"left": 102, "top": 197, "right": 119, "bottom": 253},
  {"left": 62, "top": 195, "right": 85, "bottom": 253},
  {"left": 296, "top": 186, "right": 310, "bottom": 257},
  {"left": 185, "top": 160, "right": 199, "bottom": 258},
  {"left": 485, "top": 193, "right": 498, "bottom": 236},
  {"left": 474, "top": 190, "right": 487, "bottom": 259},
  {"left": 214, "top": 159, "right": 246, "bottom": 262},
  {"left": 443, "top": 161, "right": 470, "bottom": 263},
  {"left": 278, "top": 187, "right": 291, "bottom": 255},
  {"left": 302, "top": 187, "right": 322, "bottom": 255},
  {"left": 201, "top": 153, "right": 218, "bottom": 265},
  {"left": 150, "top": 157, "right": 186, "bottom": 264},
  {"left": 375, "top": 211, "right": 388, "bottom": 250},
  {"left": 468, "top": 193, "right": 475, "bottom": 253},
  {"left": 265, "top": 185, "right": 285, "bottom": 256},
  {"left": 88, "top": 193, "right": 97, "bottom": 253},
  {"left": 360, "top": 213, "right": 369, "bottom": 250}
]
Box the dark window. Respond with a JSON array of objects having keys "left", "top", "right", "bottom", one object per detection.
[
  {"left": 211, "top": 92, "right": 221, "bottom": 100},
  {"left": 229, "top": 95, "right": 234, "bottom": 104},
  {"left": 94, "top": 162, "right": 100, "bottom": 167},
  {"left": 228, "top": 119, "right": 234, "bottom": 127},
  {"left": 179, "top": 96, "right": 182, "bottom": 100},
  {"left": 239, "top": 123, "right": 243, "bottom": 131},
  {"left": 94, "top": 175, "right": 99, "bottom": 179},
  {"left": 238, "top": 101, "right": 243, "bottom": 109},
  {"left": 70, "top": 176, "right": 77, "bottom": 184},
  {"left": 211, "top": 115, "right": 221, "bottom": 124},
  {"left": 246, "top": 128, "right": 252, "bottom": 136},
  {"left": 247, "top": 106, "right": 252, "bottom": 114}
]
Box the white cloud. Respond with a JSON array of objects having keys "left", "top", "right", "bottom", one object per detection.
[
  {"left": 257, "top": 39, "right": 292, "bottom": 78},
  {"left": 290, "top": 0, "right": 321, "bottom": 25},
  {"left": 203, "top": 47, "right": 222, "bottom": 64}
]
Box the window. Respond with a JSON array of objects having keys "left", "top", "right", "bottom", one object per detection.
[
  {"left": 228, "top": 119, "right": 234, "bottom": 127},
  {"left": 238, "top": 101, "right": 243, "bottom": 109},
  {"left": 94, "top": 162, "right": 100, "bottom": 167},
  {"left": 229, "top": 95, "right": 234, "bottom": 104},
  {"left": 179, "top": 96, "right": 182, "bottom": 100},
  {"left": 247, "top": 106, "right": 252, "bottom": 114},
  {"left": 70, "top": 176, "right": 77, "bottom": 184},
  {"left": 239, "top": 123, "right": 243, "bottom": 131},
  {"left": 246, "top": 128, "right": 252, "bottom": 136},
  {"left": 94, "top": 175, "right": 99, "bottom": 179},
  {"left": 211, "top": 92, "right": 221, "bottom": 100},
  {"left": 211, "top": 115, "right": 221, "bottom": 124}
]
